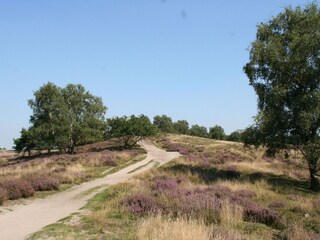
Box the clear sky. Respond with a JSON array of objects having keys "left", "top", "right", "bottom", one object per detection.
[{"left": 0, "top": 0, "right": 315, "bottom": 149}]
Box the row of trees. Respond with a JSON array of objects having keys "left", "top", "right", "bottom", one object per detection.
[
  {"left": 153, "top": 114, "right": 242, "bottom": 141},
  {"left": 14, "top": 83, "right": 241, "bottom": 156}
]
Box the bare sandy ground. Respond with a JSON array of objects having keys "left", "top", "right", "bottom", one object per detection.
[{"left": 0, "top": 140, "right": 180, "bottom": 240}]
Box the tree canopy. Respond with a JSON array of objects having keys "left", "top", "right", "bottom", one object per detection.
[
  {"left": 153, "top": 115, "right": 174, "bottom": 133},
  {"left": 209, "top": 125, "right": 226, "bottom": 140},
  {"left": 189, "top": 125, "right": 208, "bottom": 138},
  {"left": 244, "top": 3, "right": 320, "bottom": 190},
  {"left": 106, "top": 114, "right": 156, "bottom": 147},
  {"left": 14, "top": 82, "right": 107, "bottom": 154},
  {"left": 227, "top": 130, "right": 243, "bottom": 142},
  {"left": 173, "top": 120, "right": 189, "bottom": 135}
]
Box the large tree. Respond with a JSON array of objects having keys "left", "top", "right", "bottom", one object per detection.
[
  {"left": 61, "top": 84, "right": 106, "bottom": 153},
  {"left": 16, "top": 82, "right": 107, "bottom": 154},
  {"left": 244, "top": 3, "right": 320, "bottom": 190},
  {"left": 106, "top": 114, "right": 156, "bottom": 147},
  {"left": 28, "top": 82, "right": 66, "bottom": 152}
]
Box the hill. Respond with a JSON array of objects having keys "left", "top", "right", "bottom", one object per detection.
[{"left": 27, "top": 135, "right": 320, "bottom": 240}]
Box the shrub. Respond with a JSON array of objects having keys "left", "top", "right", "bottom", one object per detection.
[
  {"left": 102, "top": 158, "right": 117, "bottom": 166},
  {"left": 25, "top": 175, "right": 60, "bottom": 191},
  {"left": 122, "top": 193, "right": 160, "bottom": 215},
  {"left": 151, "top": 176, "right": 181, "bottom": 195},
  {"left": 237, "top": 198, "right": 278, "bottom": 225},
  {"left": 0, "top": 187, "right": 8, "bottom": 205},
  {"left": 0, "top": 179, "right": 35, "bottom": 200}
]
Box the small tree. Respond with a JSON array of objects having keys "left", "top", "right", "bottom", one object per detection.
[
  {"left": 244, "top": 3, "right": 320, "bottom": 190},
  {"left": 13, "top": 128, "right": 36, "bottom": 156},
  {"left": 209, "top": 125, "right": 226, "bottom": 140},
  {"left": 189, "top": 125, "right": 208, "bottom": 138},
  {"left": 173, "top": 120, "right": 189, "bottom": 134},
  {"left": 106, "top": 115, "right": 156, "bottom": 148},
  {"left": 153, "top": 115, "right": 174, "bottom": 133},
  {"left": 227, "top": 130, "right": 243, "bottom": 142}
]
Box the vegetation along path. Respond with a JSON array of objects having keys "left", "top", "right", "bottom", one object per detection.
[{"left": 0, "top": 140, "right": 180, "bottom": 240}]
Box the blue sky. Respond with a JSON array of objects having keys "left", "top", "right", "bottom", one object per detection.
[{"left": 0, "top": 0, "right": 315, "bottom": 148}]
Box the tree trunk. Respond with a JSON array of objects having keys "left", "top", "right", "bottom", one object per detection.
[{"left": 308, "top": 162, "right": 320, "bottom": 191}]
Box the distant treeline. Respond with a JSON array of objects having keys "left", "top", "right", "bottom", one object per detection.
[{"left": 13, "top": 83, "right": 244, "bottom": 156}]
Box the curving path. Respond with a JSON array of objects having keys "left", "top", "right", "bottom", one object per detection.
[{"left": 0, "top": 140, "right": 180, "bottom": 240}]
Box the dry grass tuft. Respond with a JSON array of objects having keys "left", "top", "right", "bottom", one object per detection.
[
  {"left": 220, "top": 200, "right": 243, "bottom": 226},
  {"left": 136, "top": 215, "right": 212, "bottom": 240}
]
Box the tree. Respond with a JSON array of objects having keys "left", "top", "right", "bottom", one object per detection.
[
  {"left": 16, "top": 82, "right": 107, "bottom": 154},
  {"left": 173, "top": 120, "right": 189, "bottom": 134},
  {"left": 61, "top": 84, "right": 107, "bottom": 153},
  {"left": 153, "top": 115, "right": 174, "bottom": 133},
  {"left": 106, "top": 114, "right": 156, "bottom": 147},
  {"left": 209, "top": 125, "right": 226, "bottom": 140},
  {"left": 189, "top": 125, "right": 208, "bottom": 138},
  {"left": 13, "top": 128, "right": 36, "bottom": 156},
  {"left": 244, "top": 3, "right": 320, "bottom": 190},
  {"left": 28, "top": 82, "right": 66, "bottom": 152},
  {"left": 227, "top": 130, "right": 243, "bottom": 142}
]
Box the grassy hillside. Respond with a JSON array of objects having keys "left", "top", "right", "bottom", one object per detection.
[
  {"left": 29, "top": 135, "right": 320, "bottom": 240},
  {"left": 0, "top": 140, "right": 146, "bottom": 205}
]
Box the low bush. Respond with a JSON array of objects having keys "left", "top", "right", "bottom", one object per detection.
[
  {"left": 151, "top": 175, "right": 181, "bottom": 195},
  {"left": 122, "top": 193, "right": 161, "bottom": 215},
  {"left": 230, "top": 196, "right": 279, "bottom": 225},
  {"left": 0, "top": 179, "right": 35, "bottom": 200},
  {"left": 102, "top": 158, "right": 118, "bottom": 166},
  {"left": 25, "top": 175, "right": 60, "bottom": 191}
]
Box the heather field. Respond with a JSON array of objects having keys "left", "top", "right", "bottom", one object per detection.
[
  {"left": 0, "top": 140, "right": 146, "bottom": 205},
  {"left": 28, "top": 135, "right": 320, "bottom": 240}
]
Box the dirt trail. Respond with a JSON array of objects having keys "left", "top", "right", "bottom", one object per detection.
[{"left": 0, "top": 140, "right": 180, "bottom": 240}]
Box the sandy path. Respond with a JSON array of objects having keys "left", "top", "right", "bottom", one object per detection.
[{"left": 0, "top": 140, "right": 180, "bottom": 240}]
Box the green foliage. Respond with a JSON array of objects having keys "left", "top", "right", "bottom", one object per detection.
[
  {"left": 173, "top": 120, "right": 189, "bottom": 134},
  {"left": 13, "top": 128, "right": 36, "bottom": 156},
  {"left": 189, "top": 124, "right": 208, "bottom": 138},
  {"left": 61, "top": 84, "right": 106, "bottom": 153},
  {"left": 15, "top": 82, "right": 107, "bottom": 154},
  {"left": 153, "top": 115, "right": 174, "bottom": 133},
  {"left": 244, "top": 3, "right": 320, "bottom": 190},
  {"left": 227, "top": 130, "right": 243, "bottom": 142},
  {"left": 209, "top": 125, "right": 226, "bottom": 140},
  {"left": 106, "top": 115, "right": 156, "bottom": 147}
]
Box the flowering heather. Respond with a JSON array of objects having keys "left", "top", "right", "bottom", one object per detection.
[
  {"left": 123, "top": 179, "right": 279, "bottom": 226},
  {"left": 151, "top": 175, "right": 181, "bottom": 195},
  {"left": 122, "top": 193, "right": 161, "bottom": 215},
  {"left": 230, "top": 196, "right": 279, "bottom": 225},
  {"left": 0, "top": 179, "right": 35, "bottom": 200},
  {"left": 234, "top": 189, "right": 257, "bottom": 199},
  {"left": 25, "top": 175, "right": 60, "bottom": 191}
]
